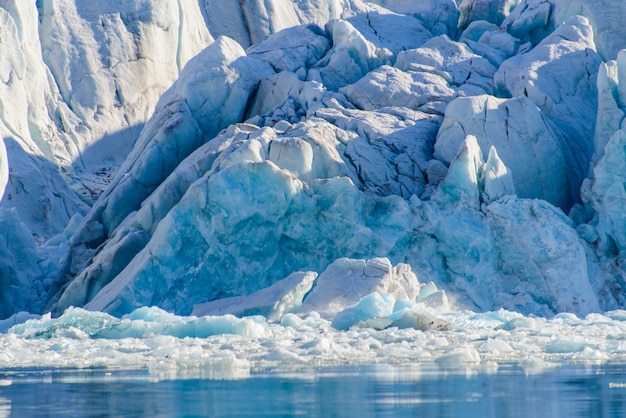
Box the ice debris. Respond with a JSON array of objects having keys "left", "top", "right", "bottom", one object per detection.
[
  {"left": 3, "top": 306, "right": 626, "bottom": 373},
  {"left": 192, "top": 272, "right": 318, "bottom": 321},
  {"left": 299, "top": 258, "right": 422, "bottom": 319}
]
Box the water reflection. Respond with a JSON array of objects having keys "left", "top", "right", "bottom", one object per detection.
[
  {"left": 0, "top": 397, "right": 10, "bottom": 418},
  {"left": 1, "top": 363, "right": 626, "bottom": 417}
]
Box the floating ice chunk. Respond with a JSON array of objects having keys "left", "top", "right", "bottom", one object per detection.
[
  {"left": 496, "top": 316, "right": 538, "bottom": 330},
  {"left": 331, "top": 293, "right": 395, "bottom": 330},
  {"left": 554, "top": 312, "right": 580, "bottom": 323},
  {"left": 330, "top": 289, "right": 451, "bottom": 331},
  {"left": 194, "top": 315, "right": 270, "bottom": 339},
  {"left": 546, "top": 339, "right": 586, "bottom": 354},
  {"left": 9, "top": 306, "right": 270, "bottom": 340},
  {"left": 192, "top": 271, "right": 317, "bottom": 320},
  {"left": 365, "top": 317, "right": 394, "bottom": 330},
  {"left": 435, "top": 346, "right": 481, "bottom": 366},
  {"left": 477, "top": 338, "right": 514, "bottom": 353},
  {"left": 9, "top": 308, "right": 109, "bottom": 339},
  {"left": 606, "top": 310, "right": 626, "bottom": 321},
  {"left": 0, "top": 312, "right": 40, "bottom": 333},
  {"left": 261, "top": 348, "right": 306, "bottom": 363},
  {"left": 416, "top": 289, "right": 450, "bottom": 312},
  {"left": 572, "top": 347, "right": 610, "bottom": 362},
  {"left": 389, "top": 309, "right": 452, "bottom": 331},
  {"left": 299, "top": 258, "right": 421, "bottom": 319}
]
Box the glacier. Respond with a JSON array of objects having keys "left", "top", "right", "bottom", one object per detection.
[{"left": 3, "top": 0, "right": 626, "bottom": 372}]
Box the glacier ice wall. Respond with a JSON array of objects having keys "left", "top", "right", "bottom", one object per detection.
[
  {"left": 503, "top": 0, "right": 626, "bottom": 61},
  {"left": 1, "top": 0, "right": 212, "bottom": 225},
  {"left": 3, "top": 0, "right": 626, "bottom": 320},
  {"left": 0, "top": 0, "right": 355, "bottom": 319}
]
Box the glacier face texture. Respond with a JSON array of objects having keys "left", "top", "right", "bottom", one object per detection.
[{"left": 4, "top": 0, "right": 626, "bottom": 321}]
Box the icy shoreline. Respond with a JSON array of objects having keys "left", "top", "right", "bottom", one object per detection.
[{"left": 1, "top": 306, "right": 625, "bottom": 375}]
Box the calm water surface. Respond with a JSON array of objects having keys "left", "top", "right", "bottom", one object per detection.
[{"left": 1, "top": 363, "right": 626, "bottom": 417}]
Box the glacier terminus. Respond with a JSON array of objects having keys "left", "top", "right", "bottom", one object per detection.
[{"left": 3, "top": 0, "right": 626, "bottom": 376}]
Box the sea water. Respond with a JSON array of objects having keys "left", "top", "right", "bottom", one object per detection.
[{"left": 1, "top": 363, "right": 626, "bottom": 417}]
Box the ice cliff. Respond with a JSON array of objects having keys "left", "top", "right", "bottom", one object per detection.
[{"left": 2, "top": 0, "right": 626, "bottom": 322}]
